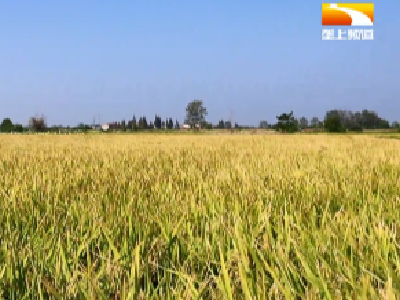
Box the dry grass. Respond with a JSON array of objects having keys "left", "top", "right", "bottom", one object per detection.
[{"left": 0, "top": 135, "right": 399, "bottom": 299}]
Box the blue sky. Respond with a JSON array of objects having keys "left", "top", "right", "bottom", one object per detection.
[{"left": 0, "top": 0, "right": 398, "bottom": 126}]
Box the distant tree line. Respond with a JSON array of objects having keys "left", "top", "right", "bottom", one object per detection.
[
  {"left": 1, "top": 101, "right": 399, "bottom": 133},
  {"left": 263, "top": 109, "right": 399, "bottom": 133}
]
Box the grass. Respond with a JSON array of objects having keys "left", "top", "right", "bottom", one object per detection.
[{"left": 0, "top": 134, "right": 399, "bottom": 299}]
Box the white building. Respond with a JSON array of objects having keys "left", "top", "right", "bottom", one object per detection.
[{"left": 101, "top": 124, "right": 110, "bottom": 131}]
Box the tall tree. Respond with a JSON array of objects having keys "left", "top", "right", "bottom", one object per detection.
[
  {"left": 168, "top": 118, "right": 173, "bottom": 129},
  {"left": 294, "top": 118, "right": 300, "bottom": 131},
  {"left": 29, "top": 115, "right": 46, "bottom": 132},
  {"left": 185, "top": 100, "right": 208, "bottom": 128},
  {"left": 324, "top": 114, "right": 345, "bottom": 132},
  {"left": 276, "top": 111, "right": 297, "bottom": 132},
  {"left": 138, "top": 117, "right": 143, "bottom": 129},
  {"left": 142, "top": 116, "right": 148, "bottom": 129},
  {"left": 121, "top": 119, "right": 126, "bottom": 131},
  {"left": 154, "top": 114, "right": 162, "bottom": 129},
  {"left": 128, "top": 115, "right": 137, "bottom": 131},
  {"left": 0, "top": 118, "right": 14, "bottom": 132},
  {"left": 132, "top": 115, "right": 137, "bottom": 131}
]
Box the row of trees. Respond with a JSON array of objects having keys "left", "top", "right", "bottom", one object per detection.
[
  {"left": 125, "top": 115, "right": 179, "bottom": 130},
  {"left": 264, "top": 109, "right": 399, "bottom": 133},
  {"left": 0, "top": 101, "right": 207, "bottom": 132},
  {"left": 0, "top": 116, "right": 46, "bottom": 133},
  {"left": 0, "top": 100, "right": 398, "bottom": 133}
]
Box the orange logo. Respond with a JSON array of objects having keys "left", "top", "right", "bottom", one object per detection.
[{"left": 322, "top": 3, "right": 374, "bottom": 26}]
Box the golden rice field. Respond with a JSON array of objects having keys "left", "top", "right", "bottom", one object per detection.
[{"left": 1, "top": 134, "right": 400, "bottom": 299}]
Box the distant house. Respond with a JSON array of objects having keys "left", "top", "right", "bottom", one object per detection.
[
  {"left": 101, "top": 124, "right": 110, "bottom": 131},
  {"left": 101, "top": 122, "right": 123, "bottom": 131},
  {"left": 181, "top": 124, "right": 191, "bottom": 129}
]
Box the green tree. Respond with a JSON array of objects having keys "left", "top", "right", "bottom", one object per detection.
[
  {"left": 293, "top": 118, "right": 300, "bottom": 131},
  {"left": 168, "top": 118, "right": 173, "bottom": 129},
  {"left": 121, "top": 119, "right": 126, "bottom": 131},
  {"left": 14, "top": 124, "right": 23, "bottom": 132},
  {"left": 324, "top": 115, "right": 345, "bottom": 132},
  {"left": 185, "top": 100, "right": 208, "bottom": 128},
  {"left": 276, "top": 111, "right": 297, "bottom": 132},
  {"left": 157, "top": 116, "right": 162, "bottom": 129},
  {"left": 138, "top": 117, "right": 143, "bottom": 129},
  {"left": 154, "top": 115, "right": 162, "bottom": 129},
  {"left": 0, "top": 118, "right": 14, "bottom": 132},
  {"left": 324, "top": 109, "right": 390, "bottom": 131},
  {"left": 142, "top": 117, "right": 148, "bottom": 129},
  {"left": 132, "top": 115, "right": 137, "bottom": 131}
]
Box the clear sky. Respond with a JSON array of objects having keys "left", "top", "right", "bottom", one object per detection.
[{"left": 0, "top": 0, "right": 399, "bottom": 126}]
